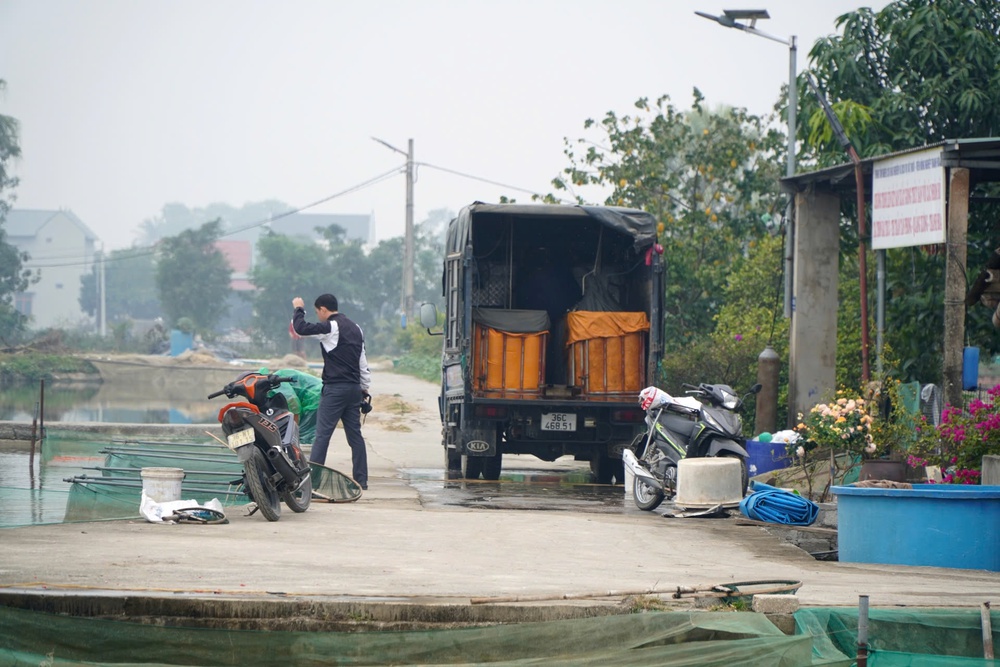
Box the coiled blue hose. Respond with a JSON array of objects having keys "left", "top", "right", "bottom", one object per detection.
[{"left": 739, "top": 481, "right": 819, "bottom": 526}]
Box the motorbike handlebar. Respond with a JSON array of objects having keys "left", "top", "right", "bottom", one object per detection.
[
  {"left": 207, "top": 388, "right": 227, "bottom": 399},
  {"left": 274, "top": 376, "right": 297, "bottom": 384}
]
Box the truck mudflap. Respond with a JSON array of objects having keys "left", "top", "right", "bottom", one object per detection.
[{"left": 458, "top": 422, "right": 497, "bottom": 457}]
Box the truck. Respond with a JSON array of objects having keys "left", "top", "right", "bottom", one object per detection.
[{"left": 419, "top": 202, "right": 664, "bottom": 483}]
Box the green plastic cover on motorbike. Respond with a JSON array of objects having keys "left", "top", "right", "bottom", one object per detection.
[{"left": 259, "top": 367, "right": 322, "bottom": 444}]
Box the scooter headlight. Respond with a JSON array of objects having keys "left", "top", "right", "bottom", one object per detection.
[
  {"left": 703, "top": 410, "right": 723, "bottom": 431},
  {"left": 720, "top": 389, "right": 739, "bottom": 410}
]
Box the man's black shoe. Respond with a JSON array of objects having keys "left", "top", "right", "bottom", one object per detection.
[{"left": 360, "top": 482, "right": 368, "bottom": 490}]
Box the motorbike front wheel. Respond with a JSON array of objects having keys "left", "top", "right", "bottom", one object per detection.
[
  {"left": 281, "top": 471, "right": 312, "bottom": 513},
  {"left": 719, "top": 452, "right": 749, "bottom": 497},
  {"left": 633, "top": 476, "right": 665, "bottom": 512},
  {"left": 244, "top": 448, "right": 282, "bottom": 521}
]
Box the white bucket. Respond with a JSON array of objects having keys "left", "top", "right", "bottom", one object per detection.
[
  {"left": 140, "top": 467, "right": 185, "bottom": 503},
  {"left": 674, "top": 458, "right": 743, "bottom": 509}
]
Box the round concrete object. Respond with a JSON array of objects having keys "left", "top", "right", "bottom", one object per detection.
[{"left": 675, "top": 458, "right": 743, "bottom": 509}]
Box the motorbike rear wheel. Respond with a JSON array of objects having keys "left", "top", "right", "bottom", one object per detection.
[
  {"left": 281, "top": 471, "right": 312, "bottom": 513},
  {"left": 245, "top": 448, "right": 282, "bottom": 521},
  {"left": 633, "top": 475, "right": 665, "bottom": 512}
]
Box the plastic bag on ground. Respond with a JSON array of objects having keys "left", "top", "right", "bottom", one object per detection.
[{"left": 140, "top": 491, "right": 227, "bottom": 524}]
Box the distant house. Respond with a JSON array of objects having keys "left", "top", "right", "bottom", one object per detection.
[
  {"left": 215, "top": 239, "right": 254, "bottom": 292},
  {"left": 6, "top": 209, "right": 99, "bottom": 330}
]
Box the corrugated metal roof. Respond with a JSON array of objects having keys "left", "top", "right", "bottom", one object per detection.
[{"left": 781, "top": 138, "right": 1000, "bottom": 194}]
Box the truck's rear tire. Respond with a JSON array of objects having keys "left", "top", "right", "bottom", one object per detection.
[
  {"left": 590, "top": 452, "right": 625, "bottom": 485},
  {"left": 463, "top": 455, "right": 485, "bottom": 480},
  {"left": 444, "top": 446, "right": 462, "bottom": 479},
  {"left": 483, "top": 451, "right": 502, "bottom": 480}
]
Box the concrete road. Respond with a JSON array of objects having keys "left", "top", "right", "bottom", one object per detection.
[{"left": 0, "top": 369, "right": 997, "bottom": 612}]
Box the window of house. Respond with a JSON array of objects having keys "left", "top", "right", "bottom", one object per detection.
[{"left": 14, "top": 292, "right": 33, "bottom": 316}]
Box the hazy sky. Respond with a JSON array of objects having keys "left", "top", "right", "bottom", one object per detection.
[{"left": 0, "top": 0, "right": 890, "bottom": 251}]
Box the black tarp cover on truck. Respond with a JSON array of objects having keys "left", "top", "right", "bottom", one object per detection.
[{"left": 445, "top": 203, "right": 658, "bottom": 256}]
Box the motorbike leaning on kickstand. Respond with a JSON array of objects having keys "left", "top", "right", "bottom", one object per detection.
[
  {"left": 209, "top": 372, "right": 312, "bottom": 521},
  {"left": 622, "top": 382, "right": 761, "bottom": 512}
]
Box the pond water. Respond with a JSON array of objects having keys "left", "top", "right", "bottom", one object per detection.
[{"left": 0, "top": 381, "right": 220, "bottom": 424}]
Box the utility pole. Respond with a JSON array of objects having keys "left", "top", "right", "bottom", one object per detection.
[
  {"left": 99, "top": 244, "right": 107, "bottom": 337},
  {"left": 404, "top": 138, "right": 415, "bottom": 324},
  {"left": 372, "top": 136, "right": 415, "bottom": 327}
]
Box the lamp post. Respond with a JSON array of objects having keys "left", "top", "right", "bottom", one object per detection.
[
  {"left": 695, "top": 9, "right": 797, "bottom": 317},
  {"left": 372, "top": 137, "right": 415, "bottom": 327}
]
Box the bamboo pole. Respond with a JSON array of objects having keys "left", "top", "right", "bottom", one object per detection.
[{"left": 982, "top": 601, "right": 994, "bottom": 659}]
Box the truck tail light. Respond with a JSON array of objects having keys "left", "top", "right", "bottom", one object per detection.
[
  {"left": 612, "top": 409, "right": 644, "bottom": 423},
  {"left": 474, "top": 406, "right": 508, "bottom": 418}
]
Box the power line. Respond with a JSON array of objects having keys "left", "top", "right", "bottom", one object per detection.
[
  {"left": 18, "top": 159, "right": 564, "bottom": 269},
  {"left": 417, "top": 161, "right": 574, "bottom": 203}
]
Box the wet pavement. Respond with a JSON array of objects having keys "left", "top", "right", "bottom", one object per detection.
[{"left": 1, "top": 369, "right": 1000, "bottom": 620}]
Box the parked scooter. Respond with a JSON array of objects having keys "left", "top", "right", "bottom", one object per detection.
[
  {"left": 208, "top": 372, "right": 312, "bottom": 521},
  {"left": 622, "top": 382, "right": 760, "bottom": 511}
]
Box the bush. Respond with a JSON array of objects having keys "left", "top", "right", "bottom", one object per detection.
[
  {"left": 0, "top": 353, "right": 97, "bottom": 384},
  {"left": 391, "top": 352, "right": 440, "bottom": 384},
  {"left": 909, "top": 384, "right": 1000, "bottom": 484}
]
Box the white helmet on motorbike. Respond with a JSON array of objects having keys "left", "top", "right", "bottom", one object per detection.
[{"left": 638, "top": 386, "right": 670, "bottom": 411}]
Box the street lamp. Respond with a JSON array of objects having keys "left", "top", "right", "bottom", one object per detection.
[
  {"left": 372, "top": 136, "right": 415, "bottom": 327},
  {"left": 695, "top": 9, "right": 797, "bottom": 317}
]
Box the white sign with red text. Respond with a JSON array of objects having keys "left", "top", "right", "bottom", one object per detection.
[{"left": 871, "top": 147, "right": 946, "bottom": 249}]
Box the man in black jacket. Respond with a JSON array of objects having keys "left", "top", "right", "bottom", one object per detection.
[{"left": 292, "top": 293, "right": 371, "bottom": 489}]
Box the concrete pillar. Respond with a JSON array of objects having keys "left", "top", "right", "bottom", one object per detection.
[
  {"left": 983, "top": 455, "right": 1000, "bottom": 485},
  {"left": 788, "top": 191, "right": 840, "bottom": 425},
  {"left": 943, "top": 168, "right": 970, "bottom": 408},
  {"left": 755, "top": 345, "right": 780, "bottom": 435}
]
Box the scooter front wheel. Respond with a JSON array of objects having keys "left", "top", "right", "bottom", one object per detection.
[
  {"left": 633, "top": 475, "right": 665, "bottom": 512},
  {"left": 245, "top": 448, "right": 282, "bottom": 521}
]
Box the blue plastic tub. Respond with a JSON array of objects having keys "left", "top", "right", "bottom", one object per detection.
[
  {"left": 746, "top": 440, "right": 790, "bottom": 477},
  {"left": 833, "top": 484, "right": 1000, "bottom": 571},
  {"left": 169, "top": 329, "right": 193, "bottom": 356}
]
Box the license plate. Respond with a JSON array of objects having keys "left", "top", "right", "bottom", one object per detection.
[
  {"left": 226, "top": 428, "right": 255, "bottom": 450},
  {"left": 541, "top": 413, "right": 576, "bottom": 431}
]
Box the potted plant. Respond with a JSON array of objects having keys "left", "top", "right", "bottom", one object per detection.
[
  {"left": 790, "top": 389, "right": 880, "bottom": 500},
  {"left": 864, "top": 379, "right": 923, "bottom": 480}
]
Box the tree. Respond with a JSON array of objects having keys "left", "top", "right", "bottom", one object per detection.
[
  {"left": 249, "top": 231, "right": 333, "bottom": 349},
  {"left": 79, "top": 247, "right": 161, "bottom": 323},
  {"left": 247, "top": 208, "right": 453, "bottom": 355},
  {"left": 154, "top": 220, "right": 232, "bottom": 334},
  {"left": 805, "top": 0, "right": 1000, "bottom": 383},
  {"left": 548, "top": 92, "right": 786, "bottom": 347},
  {"left": 807, "top": 0, "right": 1000, "bottom": 161},
  {"left": 0, "top": 80, "right": 35, "bottom": 342}
]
